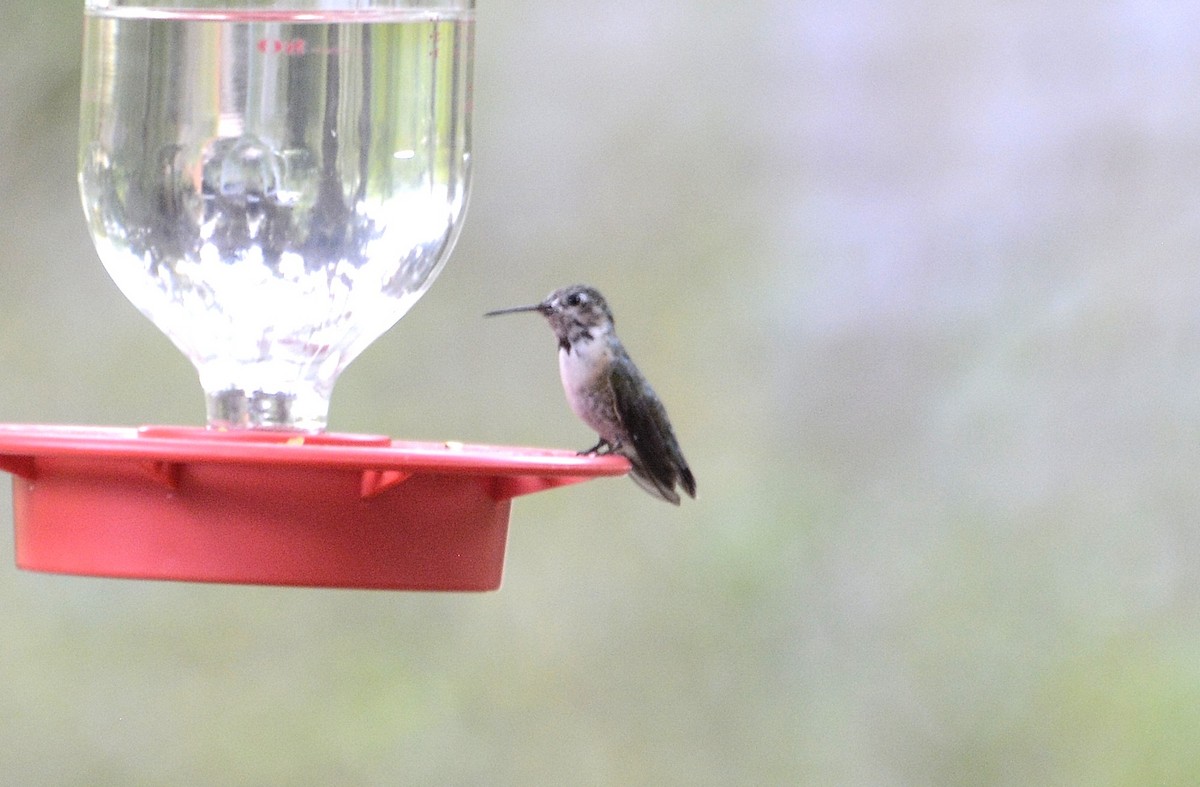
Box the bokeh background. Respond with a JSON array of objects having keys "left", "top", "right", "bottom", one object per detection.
[{"left": 4, "top": 0, "right": 1200, "bottom": 783}]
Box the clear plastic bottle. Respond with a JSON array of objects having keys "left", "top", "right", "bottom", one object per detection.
[{"left": 79, "top": 0, "right": 475, "bottom": 430}]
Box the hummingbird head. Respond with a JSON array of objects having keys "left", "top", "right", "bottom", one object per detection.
[{"left": 486, "top": 285, "right": 614, "bottom": 350}]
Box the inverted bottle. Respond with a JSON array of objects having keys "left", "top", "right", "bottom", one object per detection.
[{"left": 78, "top": 0, "right": 475, "bottom": 430}]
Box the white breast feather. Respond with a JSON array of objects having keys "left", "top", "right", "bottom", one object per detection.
[{"left": 558, "top": 336, "right": 611, "bottom": 426}]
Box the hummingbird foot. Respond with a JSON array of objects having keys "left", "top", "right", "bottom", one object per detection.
[{"left": 578, "top": 438, "right": 620, "bottom": 456}]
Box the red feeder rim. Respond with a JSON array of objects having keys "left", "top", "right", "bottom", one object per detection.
[{"left": 0, "top": 424, "right": 629, "bottom": 591}]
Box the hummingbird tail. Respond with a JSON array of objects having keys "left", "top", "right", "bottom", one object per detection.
[
  {"left": 628, "top": 464, "right": 682, "bottom": 505},
  {"left": 626, "top": 457, "right": 696, "bottom": 506}
]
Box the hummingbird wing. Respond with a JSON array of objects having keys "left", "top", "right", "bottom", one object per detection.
[{"left": 607, "top": 352, "right": 696, "bottom": 505}]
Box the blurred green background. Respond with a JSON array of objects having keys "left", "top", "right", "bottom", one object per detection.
[{"left": 3, "top": 0, "right": 1200, "bottom": 783}]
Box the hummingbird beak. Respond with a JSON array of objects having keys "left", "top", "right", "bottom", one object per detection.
[{"left": 484, "top": 302, "right": 550, "bottom": 318}]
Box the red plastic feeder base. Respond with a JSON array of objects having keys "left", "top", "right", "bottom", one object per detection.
[{"left": 0, "top": 425, "right": 629, "bottom": 591}]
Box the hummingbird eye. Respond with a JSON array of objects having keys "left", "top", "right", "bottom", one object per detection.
[{"left": 566, "top": 291, "right": 587, "bottom": 307}]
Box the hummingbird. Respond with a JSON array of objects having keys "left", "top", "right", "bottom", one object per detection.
[{"left": 486, "top": 285, "right": 697, "bottom": 505}]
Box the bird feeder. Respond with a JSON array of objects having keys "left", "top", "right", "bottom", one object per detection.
[{"left": 0, "top": 0, "right": 629, "bottom": 590}]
